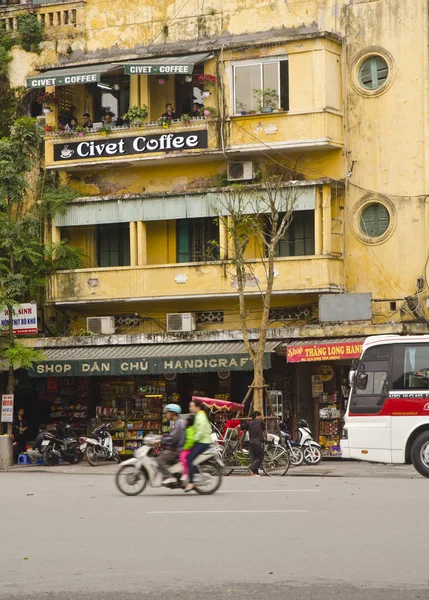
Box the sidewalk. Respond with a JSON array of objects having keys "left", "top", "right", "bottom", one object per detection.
[{"left": 1, "top": 459, "right": 420, "bottom": 478}]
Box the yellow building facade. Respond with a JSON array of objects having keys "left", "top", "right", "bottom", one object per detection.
[{"left": 3, "top": 0, "right": 429, "bottom": 447}]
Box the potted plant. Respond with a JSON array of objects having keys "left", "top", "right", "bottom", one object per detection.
[
  {"left": 125, "top": 105, "right": 149, "bottom": 126},
  {"left": 75, "top": 125, "right": 86, "bottom": 137},
  {"left": 44, "top": 125, "right": 55, "bottom": 133},
  {"left": 181, "top": 113, "right": 191, "bottom": 126},
  {"left": 195, "top": 73, "right": 217, "bottom": 86},
  {"left": 157, "top": 116, "right": 172, "bottom": 128},
  {"left": 98, "top": 125, "right": 111, "bottom": 136},
  {"left": 203, "top": 106, "right": 217, "bottom": 118},
  {"left": 36, "top": 92, "right": 58, "bottom": 114},
  {"left": 237, "top": 102, "right": 247, "bottom": 116},
  {"left": 252, "top": 88, "right": 279, "bottom": 113}
]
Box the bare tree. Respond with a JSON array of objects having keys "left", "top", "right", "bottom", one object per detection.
[{"left": 215, "top": 174, "right": 299, "bottom": 414}]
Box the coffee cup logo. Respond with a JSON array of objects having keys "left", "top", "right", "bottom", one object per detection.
[{"left": 60, "top": 145, "right": 74, "bottom": 159}]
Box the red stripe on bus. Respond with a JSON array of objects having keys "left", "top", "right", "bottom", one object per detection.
[{"left": 350, "top": 397, "right": 429, "bottom": 417}]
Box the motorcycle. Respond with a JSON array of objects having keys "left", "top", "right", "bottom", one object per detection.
[
  {"left": 297, "top": 419, "right": 323, "bottom": 465},
  {"left": 41, "top": 423, "right": 83, "bottom": 466},
  {"left": 79, "top": 423, "right": 121, "bottom": 466},
  {"left": 115, "top": 435, "right": 224, "bottom": 496},
  {"left": 280, "top": 426, "right": 304, "bottom": 466}
]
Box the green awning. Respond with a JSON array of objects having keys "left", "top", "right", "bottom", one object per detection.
[
  {"left": 120, "top": 53, "right": 212, "bottom": 76},
  {"left": 26, "top": 63, "right": 122, "bottom": 89},
  {"left": 29, "top": 340, "right": 281, "bottom": 377}
]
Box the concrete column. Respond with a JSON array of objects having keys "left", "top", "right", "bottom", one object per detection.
[
  {"left": 140, "top": 75, "right": 150, "bottom": 120},
  {"left": 130, "top": 221, "right": 137, "bottom": 266},
  {"left": 227, "top": 216, "right": 235, "bottom": 259},
  {"left": 137, "top": 221, "right": 147, "bottom": 266},
  {"left": 314, "top": 187, "right": 323, "bottom": 255},
  {"left": 130, "top": 75, "right": 140, "bottom": 107},
  {"left": 219, "top": 217, "right": 228, "bottom": 260},
  {"left": 52, "top": 225, "right": 61, "bottom": 244},
  {"left": 322, "top": 184, "right": 332, "bottom": 255}
]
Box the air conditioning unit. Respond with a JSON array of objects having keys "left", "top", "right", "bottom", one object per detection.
[
  {"left": 227, "top": 161, "right": 254, "bottom": 181},
  {"left": 166, "top": 312, "right": 196, "bottom": 333},
  {"left": 86, "top": 316, "right": 115, "bottom": 335}
]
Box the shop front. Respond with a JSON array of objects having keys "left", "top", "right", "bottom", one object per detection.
[
  {"left": 28, "top": 340, "right": 281, "bottom": 457},
  {"left": 286, "top": 339, "right": 364, "bottom": 457}
]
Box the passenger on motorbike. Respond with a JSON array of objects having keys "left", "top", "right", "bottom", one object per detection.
[{"left": 157, "top": 404, "right": 185, "bottom": 485}]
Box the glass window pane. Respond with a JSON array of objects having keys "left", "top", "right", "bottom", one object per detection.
[
  {"left": 263, "top": 62, "right": 279, "bottom": 104},
  {"left": 234, "top": 64, "right": 261, "bottom": 113}
]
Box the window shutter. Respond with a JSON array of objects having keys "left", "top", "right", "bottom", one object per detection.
[
  {"left": 280, "top": 60, "right": 289, "bottom": 111},
  {"left": 177, "top": 220, "right": 190, "bottom": 262}
]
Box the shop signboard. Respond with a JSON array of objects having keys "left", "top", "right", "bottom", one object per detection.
[
  {"left": 0, "top": 303, "right": 38, "bottom": 335},
  {"left": 287, "top": 341, "right": 363, "bottom": 363},
  {"left": 1, "top": 394, "right": 14, "bottom": 423},
  {"left": 53, "top": 130, "right": 208, "bottom": 162},
  {"left": 30, "top": 353, "right": 271, "bottom": 377}
]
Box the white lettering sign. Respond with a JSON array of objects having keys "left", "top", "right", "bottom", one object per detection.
[{"left": 0, "top": 303, "right": 38, "bottom": 335}]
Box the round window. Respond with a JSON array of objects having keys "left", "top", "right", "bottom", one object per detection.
[
  {"left": 360, "top": 203, "right": 390, "bottom": 238},
  {"left": 359, "top": 56, "right": 389, "bottom": 90}
]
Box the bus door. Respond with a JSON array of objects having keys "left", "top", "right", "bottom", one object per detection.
[{"left": 348, "top": 344, "right": 392, "bottom": 463}]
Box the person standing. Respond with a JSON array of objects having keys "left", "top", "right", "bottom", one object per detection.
[
  {"left": 27, "top": 424, "right": 46, "bottom": 464},
  {"left": 185, "top": 399, "right": 212, "bottom": 492},
  {"left": 12, "top": 408, "right": 28, "bottom": 463},
  {"left": 241, "top": 411, "right": 267, "bottom": 476}
]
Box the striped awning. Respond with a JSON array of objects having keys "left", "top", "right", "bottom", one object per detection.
[{"left": 31, "top": 340, "right": 282, "bottom": 377}]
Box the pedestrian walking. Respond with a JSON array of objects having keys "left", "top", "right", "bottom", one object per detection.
[{"left": 241, "top": 411, "right": 267, "bottom": 476}]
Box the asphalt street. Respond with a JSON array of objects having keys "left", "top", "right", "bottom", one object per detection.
[{"left": 1, "top": 470, "right": 428, "bottom": 600}]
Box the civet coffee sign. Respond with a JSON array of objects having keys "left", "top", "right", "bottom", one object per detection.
[{"left": 53, "top": 130, "right": 208, "bottom": 161}]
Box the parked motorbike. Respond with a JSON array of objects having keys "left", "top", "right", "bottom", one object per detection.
[
  {"left": 115, "top": 435, "right": 224, "bottom": 496},
  {"left": 280, "top": 426, "right": 304, "bottom": 466},
  {"left": 79, "top": 423, "right": 121, "bottom": 466},
  {"left": 42, "top": 423, "right": 83, "bottom": 466},
  {"left": 297, "top": 419, "right": 323, "bottom": 465}
]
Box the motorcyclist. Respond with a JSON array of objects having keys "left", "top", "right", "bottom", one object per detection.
[{"left": 157, "top": 404, "right": 185, "bottom": 485}]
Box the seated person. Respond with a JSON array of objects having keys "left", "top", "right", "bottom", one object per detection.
[
  {"left": 115, "top": 113, "right": 128, "bottom": 126},
  {"left": 66, "top": 117, "right": 78, "bottom": 132},
  {"left": 103, "top": 112, "right": 114, "bottom": 126},
  {"left": 161, "top": 103, "right": 177, "bottom": 120},
  {"left": 157, "top": 403, "right": 185, "bottom": 484},
  {"left": 82, "top": 112, "right": 93, "bottom": 129},
  {"left": 27, "top": 424, "right": 46, "bottom": 464},
  {"left": 57, "top": 118, "right": 67, "bottom": 131},
  {"left": 191, "top": 103, "right": 202, "bottom": 117}
]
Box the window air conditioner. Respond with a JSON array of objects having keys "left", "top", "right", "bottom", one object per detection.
[
  {"left": 86, "top": 316, "right": 115, "bottom": 335},
  {"left": 166, "top": 313, "right": 196, "bottom": 333},
  {"left": 227, "top": 161, "right": 254, "bottom": 181}
]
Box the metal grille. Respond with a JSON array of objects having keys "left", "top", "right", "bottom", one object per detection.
[
  {"left": 195, "top": 311, "right": 224, "bottom": 324},
  {"left": 115, "top": 315, "right": 140, "bottom": 328},
  {"left": 269, "top": 306, "right": 312, "bottom": 321}
]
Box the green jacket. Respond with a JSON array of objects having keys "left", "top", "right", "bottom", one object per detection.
[
  {"left": 194, "top": 410, "right": 212, "bottom": 444},
  {"left": 183, "top": 425, "right": 196, "bottom": 450}
]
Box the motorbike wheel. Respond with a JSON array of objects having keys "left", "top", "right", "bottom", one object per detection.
[
  {"left": 262, "top": 446, "right": 290, "bottom": 476},
  {"left": 194, "top": 461, "right": 222, "bottom": 495},
  {"left": 113, "top": 448, "right": 121, "bottom": 464},
  {"left": 86, "top": 445, "right": 99, "bottom": 467},
  {"left": 44, "top": 446, "right": 56, "bottom": 466},
  {"left": 115, "top": 465, "right": 147, "bottom": 496},
  {"left": 303, "top": 444, "right": 322, "bottom": 465},
  {"left": 289, "top": 446, "right": 304, "bottom": 467}
]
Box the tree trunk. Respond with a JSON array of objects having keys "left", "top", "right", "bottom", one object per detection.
[{"left": 252, "top": 356, "right": 265, "bottom": 414}]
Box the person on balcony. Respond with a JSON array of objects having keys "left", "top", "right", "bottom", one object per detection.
[
  {"left": 191, "top": 103, "right": 202, "bottom": 118},
  {"left": 103, "top": 112, "right": 115, "bottom": 126},
  {"left": 82, "top": 113, "right": 93, "bottom": 129},
  {"left": 161, "top": 103, "right": 177, "bottom": 120}
]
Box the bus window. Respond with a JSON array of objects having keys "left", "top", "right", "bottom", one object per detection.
[
  {"left": 392, "top": 344, "right": 429, "bottom": 390},
  {"left": 349, "top": 345, "right": 392, "bottom": 414}
]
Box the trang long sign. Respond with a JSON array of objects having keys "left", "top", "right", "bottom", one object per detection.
[
  {"left": 31, "top": 353, "right": 271, "bottom": 377},
  {"left": 287, "top": 341, "right": 363, "bottom": 363},
  {"left": 53, "top": 130, "right": 208, "bottom": 161}
]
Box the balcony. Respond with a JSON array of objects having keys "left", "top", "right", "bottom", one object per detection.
[{"left": 47, "top": 256, "right": 344, "bottom": 305}]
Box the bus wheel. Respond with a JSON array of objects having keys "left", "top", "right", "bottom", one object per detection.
[{"left": 410, "top": 431, "right": 429, "bottom": 478}]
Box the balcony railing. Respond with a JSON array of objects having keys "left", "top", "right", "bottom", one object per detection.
[{"left": 47, "top": 256, "right": 344, "bottom": 304}]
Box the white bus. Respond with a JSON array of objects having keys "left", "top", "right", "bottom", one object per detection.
[{"left": 341, "top": 335, "right": 429, "bottom": 478}]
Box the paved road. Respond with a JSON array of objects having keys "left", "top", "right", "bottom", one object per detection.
[{"left": 1, "top": 471, "right": 427, "bottom": 600}]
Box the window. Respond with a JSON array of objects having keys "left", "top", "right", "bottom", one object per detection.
[
  {"left": 350, "top": 345, "right": 392, "bottom": 414},
  {"left": 233, "top": 59, "right": 289, "bottom": 114},
  {"left": 359, "top": 56, "right": 389, "bottom": 90},
  {"left": 392, "top": 345, "right": 429, "bottom": 390},
  {"left": 92, "top": 75, "right": 130, "bottom": 122},
  {"left": 176, "top": 218, "right": 219, "bottom": 263},
  {"left": 360, "top": 203, "right": 390, "bottom": 238},
  {"left": 275, "top": 210, "right": 315, "bottom": 257},
  {"left": 97, "top": 224, "right": 130, "bottom": 267}
]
